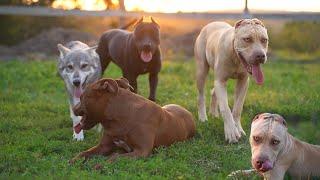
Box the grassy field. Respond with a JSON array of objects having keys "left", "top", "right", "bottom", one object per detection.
[{"left": 0, "top": 59, "right": 320, "bottom": 179}]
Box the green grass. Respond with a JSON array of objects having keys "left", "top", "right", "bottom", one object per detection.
[{"left": 0, "top": 59, "right": 320, "bottom": 179}]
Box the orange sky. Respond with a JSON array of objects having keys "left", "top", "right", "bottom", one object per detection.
[{"left": 52, "top": 0, "right": 320, "bottom": 12}]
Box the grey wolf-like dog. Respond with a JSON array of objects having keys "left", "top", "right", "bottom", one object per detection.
[{"left": 57, "top": 41, "right": 101, "bottom": 141}]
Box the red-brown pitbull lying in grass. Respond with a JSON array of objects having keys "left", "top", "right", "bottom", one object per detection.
[{"left": 69, "top": 78, "right": 196, "bottom": 163}]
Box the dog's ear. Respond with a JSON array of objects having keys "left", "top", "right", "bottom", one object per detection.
[
  {"left": 150, "top": 17, "right": 160, "bottom": 28},
  {"left": 115, "top": 77, "right": 134, "bottom": 91},
  {"left": 275, "top": 114, "right": 287, "bottom": 127},
  {"left": 93, "top": 78, "right": 119, "bottom": 95},
  {"left": 235, "top": 19, "right": 245, "bottom": 29},
  {"left": 57, "top": 44, "right": 70, "bottom": 59},
  {"left": 85, "top": 45, "right": 98, "bottom": 56},
  {"left": 252, "top": 113, "right": 262, "bottom": 122},
  {"left": 134, "top": 17, "right": 144, "bottom": 28},
  {"left": 73, "top": 102, "right": 84, "bottom": 116},
  {"left": 252, "top": 18, "right": 265, "bottom": 28}
]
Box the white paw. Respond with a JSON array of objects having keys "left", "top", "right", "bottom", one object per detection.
[
  {"left": 235, "top": 121, "right": 246, "bottom": 136},
  {"left": 198, "top": 111, "right": 208, "bottom": 122},
  {"left": 73, "top": 130, "right": 84, "bottom": 141},
  {"left": 224, "top": 121, "right": 241, "bottom": 143}
]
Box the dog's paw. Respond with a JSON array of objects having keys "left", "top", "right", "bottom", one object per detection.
[
  {"left": 198, "top": 111, "right": 208, "bottom": 122},
  {"left": 235, "top": 121, "right": 246, "bottom": 136},
  {"left": 94, "top": 163, "right": 103, "bottom": 170},
  {"left": 224, "top": 121, "right": 241, "bottom": 143},
  {"left": 73, "top": 130, "right": 84, "bottom": 141},
  {"left": 148, "top": 96, "right": 156, "bottom": 102},
  {"left": 209, "top": 107, "right": 219, "bottom": 118},
  {"left": 69, "top": 158, "right": 76, "bottom": 165}
]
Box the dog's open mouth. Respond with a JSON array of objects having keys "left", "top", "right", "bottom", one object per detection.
[
  {"left": 140, "top": 50, "right": 153, "bottom": 62},
  {"left": 74, "top": 87, "right": 82, "bottom": 99},
  {"left": 238, "top": 52, "right": 264, "bottom": 85},
  {"left": 258, "top": 161, "right": 273, "bottom": 173}
]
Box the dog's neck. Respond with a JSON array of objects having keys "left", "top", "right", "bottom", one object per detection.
[{"left": 277, "top": 132, "right": 320, "bottom": 177}]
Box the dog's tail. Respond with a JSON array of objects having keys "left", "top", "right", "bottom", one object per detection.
[
  {"left": 119, "top": 18, "right": 138, "bottom": 30},
  {"left": 85, "top": 18, "right": 137, "bottom": 51}
]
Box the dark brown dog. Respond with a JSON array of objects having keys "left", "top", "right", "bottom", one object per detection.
[{"left": 69, "top": 78, "right": 196, "bottom": 163}]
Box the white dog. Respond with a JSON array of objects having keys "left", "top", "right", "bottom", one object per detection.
[
  {"left": 250, "top": 113, "right": 320, "bottom": 179},
  {"left": 194, "top": 19, "right": 269, "bottom": 143},
  {"left": 57, "top": 41, "right": 101, "bottom": 141}
]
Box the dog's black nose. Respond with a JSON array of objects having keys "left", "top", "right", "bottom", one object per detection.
[
  {"left": 73, "top": 80, "right": 81, "bottom": 87},
  {"left": 143, "top": 44, "right": 152, "bottom": 51},
  {"left": 255, "top": 53, "right": 266, "bottom": 63}
]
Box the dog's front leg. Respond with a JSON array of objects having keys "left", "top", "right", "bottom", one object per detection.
[
  {"left": 70, "top": 134, "right": 115, "bottom": 164},
  {"left": 232, "top": 76, "right": 249, "bottom": 136},
  {"left": 263, "top": 167, "right": 286, "bottom": 180},
  {"left": 214, "top": 80, "right": 240, "bottom": 143},
  {"left": 70, "top": 105, "right": 84, "bottom": 141},
  {"left": 124, "top": 73, "right": 138, "bottom": 93},
  {"left": 148, "top": 72, "right": 158, "bottom": 101},
  {"left": 107, "top": 149, "right": 151, "bottom": 162}
]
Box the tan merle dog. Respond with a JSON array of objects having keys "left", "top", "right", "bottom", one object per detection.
[{"left": 195, "top": 19, "right": 269, "bottom": 143}]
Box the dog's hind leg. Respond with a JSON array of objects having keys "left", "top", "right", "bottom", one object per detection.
[
  {"left": 100, "top": 59, "right": 111, "bottom": 74},
  {"left": 232, "top": 76, "right": 249, "bottom": 136},
  {"left": 70, "top": 105, "right": 84, "bottom": 141},
  {"left": 70, "top": 133, "right": 115, "bottom": 164},
  {"left": 96, "top": 36, "right": 111, "bottom": 73},
  {"left": 209, "top": 88, "right": 219, "bottom": 118},
  {"left": 195, "top": 46, "right": 209, "bottom": 122}
]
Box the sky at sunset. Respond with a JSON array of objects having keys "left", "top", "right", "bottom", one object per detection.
[{"left": 52, "top": 0, "right": 320, "bottom": 12}]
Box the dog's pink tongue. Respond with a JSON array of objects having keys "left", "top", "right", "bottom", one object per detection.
[
  {"left": 252, "top": 64, "right": 264, "bottom": 85},
  {"left": 261, "top": 160, "right": 273, "bottom": 172},
  {"left": 74, "top": 87, "right": 82, "bottom": 98},
  {"left": 74, "top": 123, "right": 82, "bottom": 134},
  {"left": 140, "top": 51, "right": 152, "bottom": 62}
]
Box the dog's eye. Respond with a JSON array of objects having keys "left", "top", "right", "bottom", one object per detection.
[
  {"left": 243, "top": 37, "right": 252, "bottom": 42},
  {"left": 271, "top": 139, "right": 280, "bottom": 145},
  {"left": 67, "top": 65, "right": 73, "bottom": 70},
  {"left": 261, "top": 38, "right": 268, "bottom": 43},
  {"left": 81, "top": 64, "right": 88, "bottom": 69},
  {"left": 253, "top": 136, "right": 261, "bottom": 143}
]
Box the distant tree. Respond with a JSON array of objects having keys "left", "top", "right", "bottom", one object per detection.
[
  {"left": 0, "top": 0, "right": 55, "bottom": 6},
  {"left": 104, "top": 0, "right": 115, "bottom": 10},
  {"left": 103, "top": 0, "right": 125, "bottom": 11}
]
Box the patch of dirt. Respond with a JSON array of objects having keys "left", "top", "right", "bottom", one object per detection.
[
  {"left": 0, "top": 28, "right": 97, "bottom": 61},
  {"left": 161, "top": 29, "right": 200, "bottom": 57},
  {"left": 0, "top": 27, "right": 199, "bottom": 61}
]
